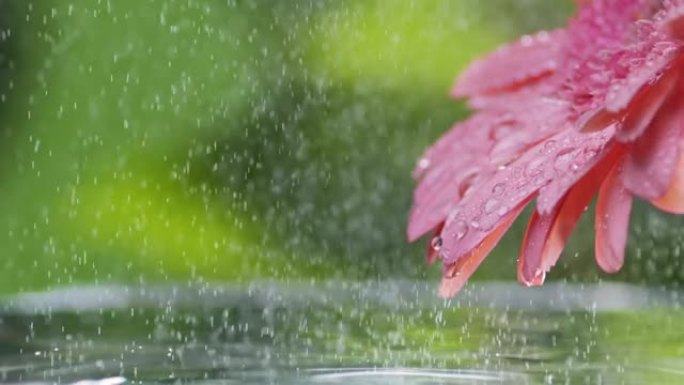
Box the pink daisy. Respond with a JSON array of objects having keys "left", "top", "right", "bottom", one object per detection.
[{"left": 408, "top": 0, "right": 684, "bottom": 297}]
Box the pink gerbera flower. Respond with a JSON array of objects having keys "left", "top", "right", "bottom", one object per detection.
[{"left": 408, "top": 0, "right": 684, "bottom": 298}]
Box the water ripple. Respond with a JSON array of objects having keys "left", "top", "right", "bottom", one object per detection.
[{"left": 307, "top": 367, "right": 525, "bottom": 384}]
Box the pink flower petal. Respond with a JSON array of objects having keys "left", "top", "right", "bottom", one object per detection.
[
  {"left": 439, "top": 127, "right": 616, "bottom": 265},
  {"left": 651, "top": 144, "right": 684, "bottom": 213},
  {"left": 451, "top": 30, "right": 564, "bottom": 99},
  {"left": 438, "top": 201, "right": 528, "bottom": 298},
  {"left": 412, "top": 114, "right": 494, "bottom": 180},
  {"left": 408, "top": 162, "right": 478, "bottom": 242},
  {"left": 518, "top": 144, "right": 621, "bottom": 286},
  {"left": 622, "top": 86, "right": 684, "bottom": 200},
  {"left": 617, "top": 59, "right": 681, "bottom": 141},
  {"left": 603, "top": 46, "right": 677, "bottom": 113},
  {"left": 595, "top": 161, "right": 632, "bottom": 273},
  {"left": 535, "top": 125, "right": 617, "bottom": 214},
  {"left": 409, "top": 113, "right": 501, "bottom": 241},
  {"left": 488, "top": 99, "right": 571, "bottom": 164},
  {"left": 409, "top": 102, "right": 567, "bottom": 242},
  {"left": 468, "top": 86, "right": 546, "bottom": 111},
  {"left": 413, "top": 157, "right": 481, "bottom": 203},
  {"left": 563, "top": 0, "right": 649, "bottom": 74}
]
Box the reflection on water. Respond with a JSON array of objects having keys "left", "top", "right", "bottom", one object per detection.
[{"left": 1, "top": 281, "right": 683, "bottom": 384}]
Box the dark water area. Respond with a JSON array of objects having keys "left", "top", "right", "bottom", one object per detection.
[{"left": 1, "top": 281, "right": 683, "bottom": 384}]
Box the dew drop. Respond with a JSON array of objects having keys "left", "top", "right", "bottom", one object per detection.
[
  {"left": 525, "top": 157, "right": 545, "bottom": 177},
  {"left": 553, "top": 147, "right": 578, "bottom": 171},
  {"left": 430, "top": 236, "right": 443, "bottom": 251},
  {"left": 417, "top": 157, "right": 430, "bottom": 170},
  {"left": 492, "top": 183, "right": 506, "bottom": 196},
  {"left": 520, "top": 34, "right": 534, "bottom": 46},
  {"left": 452, "top": 220, "right": 468, "bottom": 240},
  {"left": 483, "top": 198, "right": 500, "bottom": 214},
  {"left": 446, "top": 209, "right": 460, "bottom": 223},
  {"left": 583, "top": 147, "right": 599, "bottom": 158},
  {"left": 543, "top": 139, "right": 557, "bottom": 153},
  {"left": 497, "top": 205, "right": 509, "bottom": 217},
  {"left": 536, "top": 30, "right": 551, "bottom": 42}
]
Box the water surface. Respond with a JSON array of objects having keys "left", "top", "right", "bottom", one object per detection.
[{"left": 1, "top": 281, "right": 683, "bottom": 384}]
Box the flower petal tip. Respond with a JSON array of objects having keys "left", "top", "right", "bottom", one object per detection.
[{"left": 438, "top": 276, "right": 465, "bottom": 299}]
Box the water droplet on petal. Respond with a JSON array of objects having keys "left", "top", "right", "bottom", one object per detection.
[
  {"left": 431, "top": 236, "right": 443, "bottom": 251},
  {"left": 553, "top": 147, "right": 578, "bottom": 171},
  {"left": 525, "top": 157, "right": 546, "bottom": 177},
  {"left": 520, "top": 34, "right": 534, "bottom": 46},
  {"left": 446, "top": 209, "right": 460, "bottom": 223},
  {"left": 497, "top": 206, "right": 509, "bottom": 217},
  {"left": 492, "top": 183, "right": 506, "bottom": 196},
  {"left": 417, "top": 157, "right": 430, "bottom": 170},
  {"left": 452, "top": 220, "right": 468, "bottom": 240},
  {"left": 583, "top": 146, "right": 599, "bottom": 159},
  {"left": 483, "top": 198, "right": 500, "bottom": 214},
  {"left": 543, "top": 139, "right": 557, "bottom": 153}
]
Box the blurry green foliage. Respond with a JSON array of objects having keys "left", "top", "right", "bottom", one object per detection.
[{"left": 0, "top": 0, "right": 279, "bottom": 292}]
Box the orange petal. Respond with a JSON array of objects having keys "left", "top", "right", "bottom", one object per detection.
[
  {"left": 651, "top": 149, "right": 684, "bottom": 214},
  {"left": 438, "top": 201, "right": 528, "bottom": 298},
  {"left": 595, "top": 162, "right": 632, "bottom": 273},
  {"left": 518, "top": 208, "right": 557, "bottom": 286}
]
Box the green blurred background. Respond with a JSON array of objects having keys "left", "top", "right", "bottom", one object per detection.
[{"left": 0, "top": 0, "right": 681, "bottom": 295}]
